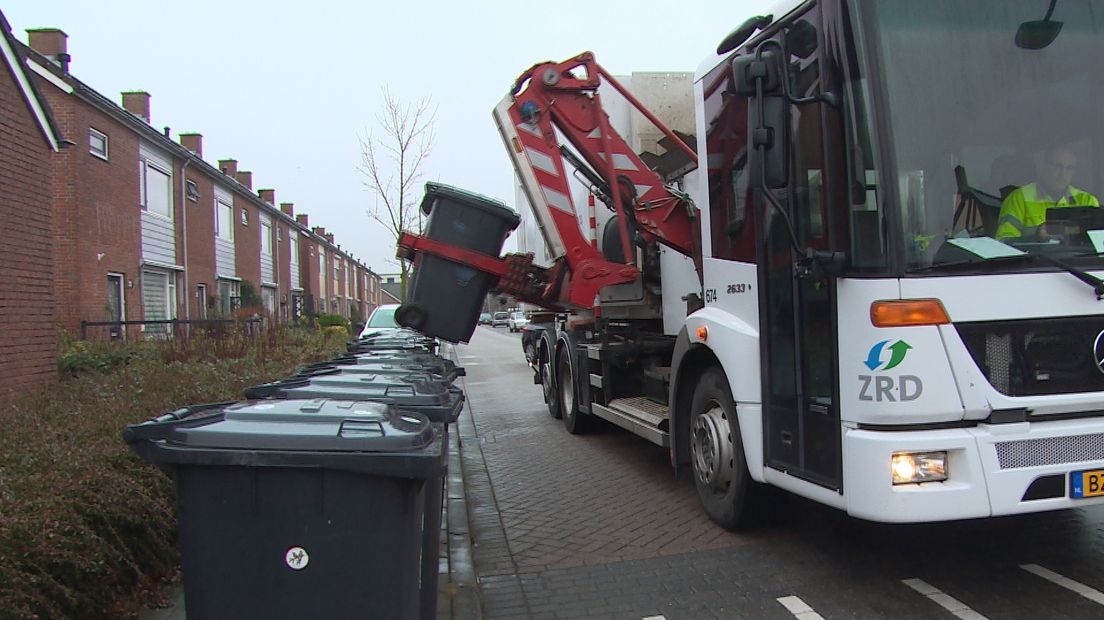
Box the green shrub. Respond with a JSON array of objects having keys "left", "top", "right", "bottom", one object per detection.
[
  {"left": 0, "top": 327, "right": 345, "bottom": 619},
  {"left": 316, "top": 314, "right": 349, "bottom": 330},
  {"left": 57, "top": 333, "right": 148, "bottom": 375}
]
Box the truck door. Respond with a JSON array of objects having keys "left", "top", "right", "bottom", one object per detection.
[{"left": 758, "top": 6, "right": 842, "bottom": 490}]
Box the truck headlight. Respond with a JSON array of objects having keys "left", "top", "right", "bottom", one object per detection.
[{"left": 891, "top": 451, "right": 948, "bottom": 485}]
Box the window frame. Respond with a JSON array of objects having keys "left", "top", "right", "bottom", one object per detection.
[
  {"left": 261, "top": 218, "right": 273, "bottom": 257},
  {"left": 89, "top": 127, "right": 108, "bottom": 160},
  {"left": 215, "top": 197, "right": 234, "bottom": 241},
  {"left": 139, "top": 157, "right": 173, "bottom": 221}
]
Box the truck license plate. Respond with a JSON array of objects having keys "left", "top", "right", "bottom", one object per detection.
[{"left": 1070, "top": 470, "right": 1104, "bottom": 498}]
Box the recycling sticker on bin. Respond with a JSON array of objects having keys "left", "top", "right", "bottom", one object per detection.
[{"left": 286, "top": 546, "right": 309, "bottom": 570}]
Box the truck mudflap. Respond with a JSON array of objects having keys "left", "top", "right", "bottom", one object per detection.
[{"left": 841, "top": 416, "right": 1104, "bottom": 522}]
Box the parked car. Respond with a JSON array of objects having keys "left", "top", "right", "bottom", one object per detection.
[
  {"left": 358, "top": 303, "right": 401, "bottom": 338},
  {"left": 521, "top": 323, "right": 553, "bottom": 365},
  {"left": 492, "top": 311, "right": 510, "bottom": 327},
  {"left": 507, "top": 311, "right": 530, "bottom": 333},
  {"left": 478, "top": 312, "right": 493, "bottom": 325}
]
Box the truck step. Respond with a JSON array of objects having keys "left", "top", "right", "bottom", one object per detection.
[{"left": 591, "top": 396, "right": 669, "bottom": 448}]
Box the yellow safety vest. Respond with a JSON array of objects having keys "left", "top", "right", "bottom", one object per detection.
[{"left": 995, "top": 183, "right": 1100, "bottom": 240}]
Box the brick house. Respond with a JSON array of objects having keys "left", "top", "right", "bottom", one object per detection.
[
  {"left": 0, "top": 11, "right": 61, "bottom": 396},
  {"left": 14, "top": 26, "right": 374, "bottom": 343}
]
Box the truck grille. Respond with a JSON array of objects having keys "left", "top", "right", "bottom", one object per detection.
[
  {"left": 955, "top": 317, "right": 1104, "bottom": 396},
  {"left": 995, "top": 433, "right": 1104, "bottom": 469}
]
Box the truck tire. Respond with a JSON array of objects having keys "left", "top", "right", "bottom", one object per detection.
[
  {"left": 689, "top": 367, "right": 762, "bottom": 530},
  {"left": 558, "top": 347, "right": 589, "bottom": 434},
  {"left": 540, "top": 344, "right": 562, "bottom": 419}
]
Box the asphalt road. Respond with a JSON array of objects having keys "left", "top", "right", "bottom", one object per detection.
[{"left": 455, "top": 325, "right": 1104, "bottom": 620}]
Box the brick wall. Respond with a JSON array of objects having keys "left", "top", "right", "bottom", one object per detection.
[
  {"left": 182, "top": 166, "right": 216, "bottom": 318},
  {"left": 233, "top": 195, "right": 261, "bottom": 302},
  {"left": 0, "top": 53, "right": 57, "bottom": 395},
  {"left": 32, "top": 76, "right": 143, "bottom": 338},
  {"left": 276, "top": 218, "right": 292, "bottom": 321}
]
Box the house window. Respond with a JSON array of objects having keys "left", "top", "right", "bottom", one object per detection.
[
  {"left": 186, "top": 179, "right": 200, "bottom": 202},
  {"left": 196, "top": 283, "right": 208, "bottom": 319},
  {"left": 89, "top": 128, "right": 108, "bottom": 160},
  {"left": 139, "top": 158, "right": 173, "bottom": 219},
  {"left": 319, "top": 252, "right": 328, "bottom": 298},
  {"left": 261, "top": 219, "right": 273, "bottom": 256},
  {"left": 333, "top": 258, "right": 341, "bottom": 294},
  {"left": 215, "top": 198, "right": 234, "bottom": 241},
  {"left": 289, "top": 234, "right": 299, "bottom": 266},
  {"left": 240, "top": 208, "right": 249, "bottom": 226},
  {"left": 277, "top": 226, "right": 283, "bottom": 241}
]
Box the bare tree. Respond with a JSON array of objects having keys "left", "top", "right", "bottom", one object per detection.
[{"left": 359, "top": 89, "right": 436, "bottom": 300}]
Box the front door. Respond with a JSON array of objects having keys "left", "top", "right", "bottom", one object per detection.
[{"left": 758, "top": 5, "right": 842, "bottom": 490}]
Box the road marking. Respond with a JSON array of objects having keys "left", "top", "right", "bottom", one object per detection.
[
  {"left": 1021, "top": 563, "right": 1104, "bottom": 605},
  {"left": 902, "top": 578, "right": 988, "bottom": 620},
  {"left": 776, "top": 595, "right": 825, "bottom": 619},
  {"left": 641, "top": 616, "right": 666, "bottom": 620}
]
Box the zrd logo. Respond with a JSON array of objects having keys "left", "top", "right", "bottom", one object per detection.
[{"left": 858, "top": 339, "right": 923, "bottom": 402}]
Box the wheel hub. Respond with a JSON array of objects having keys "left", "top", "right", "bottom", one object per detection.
[
  {"left": 691, "top": 404, "right": 734, "bottom": 493},
  {"left": 560, "top": 362, "right": 574, "bottom": 413}
]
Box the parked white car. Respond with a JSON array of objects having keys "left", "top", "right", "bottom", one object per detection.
[
  {"left": 507, "top": 311, "right": 530, "bottom": 333},
  {"left": 358, "top": 304, "right": 402, "bottom": 338}
]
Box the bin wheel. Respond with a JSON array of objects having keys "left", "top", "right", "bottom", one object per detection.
[
  {"left": 559, "top": 348, "right": 589, "bottom": 434},
  {"left": 540, "top": 345, "right": 561, "bottom": 419},
  {"left": 395, "top": 303, "right": 427, "bottom": 330},
  {"left": 689, "top": 367, "right": 765, "bottom": 531}
]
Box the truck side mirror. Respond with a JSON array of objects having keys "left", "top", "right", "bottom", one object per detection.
[
  {"left": 730, "top": 50, "right": 781, "bottom": 97},
  {"left": 749, "top": 95, "right": 789, "bottom": 190},
  {"left": 733, "top": 50, "right": 789, "bottom": 190}
]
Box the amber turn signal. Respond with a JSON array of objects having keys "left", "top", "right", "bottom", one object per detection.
[
  {"left": 695, "top": 325, "right": 708, "bottom": 341},
  {"left": 870, "top": 299, "right": 950, "bottom": 327}
]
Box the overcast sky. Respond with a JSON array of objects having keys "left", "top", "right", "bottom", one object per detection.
[{"left": 6, "top": 0, "right": 761, "bottom": 273}]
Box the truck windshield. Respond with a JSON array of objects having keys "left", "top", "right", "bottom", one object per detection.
[{"left": 860, "top": 0, "right": 1104, "bottom": 272}]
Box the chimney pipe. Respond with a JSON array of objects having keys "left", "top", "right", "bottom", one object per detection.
[
  {"left": 325, "top": 233, "right": 335, "bottom": 244},
  {"left": 258, "top": 189, "right": 275, "bottom": 205},
  {"left": 180, "top": 133, "right": 203, "bottom": 158},
  {"left": 296, "top": 214, "right": 309, "bottom": 227},
  {"left": 218, "top": 159, "right": 238, "bottom": 177},
  {"left": 313, "top": 226, "right": 327, "bottom": 238},
  {"left": 236, "top": 171, "right": 253, "bottom": 190},
  {"left": 280, "top": 202, "right": 295, "bottom": 216},
  {"left": 26, "top": 29, "right": 69, "bottom": 72},
  {"left": 121, "top": 91, "right": 151, "bottom": 123}
]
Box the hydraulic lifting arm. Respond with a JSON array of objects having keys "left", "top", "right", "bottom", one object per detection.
[{"left": 398, "top": 52, "right": 699, "bottom": 311}]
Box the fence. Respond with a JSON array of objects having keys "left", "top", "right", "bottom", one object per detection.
[{"left": 79, "top": 318, "right": 265, "bottom": 341}]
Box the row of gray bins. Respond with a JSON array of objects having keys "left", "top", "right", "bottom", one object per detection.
[{"left": 123, "top": 328, "right": 462, "bottom": 620}]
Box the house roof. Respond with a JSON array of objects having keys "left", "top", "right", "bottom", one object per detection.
[
  {"left": 16, "top": 36, "right": 374, "bottom": 274},
  {"left": 0, "top": 9, "right": 60, "bottom": 150}
]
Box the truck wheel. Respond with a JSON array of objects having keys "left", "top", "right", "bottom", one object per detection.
[
  {"left": 540, "top": 346, "right": 562, "bottom": 419},
  {"left": 559, "top": 348, "right": 589, "bottom": 434},
  {"left": 689, "top": 367, "right": 761, "bottom": 530}
]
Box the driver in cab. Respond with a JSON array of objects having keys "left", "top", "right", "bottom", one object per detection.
[{"left": 995, "top": 146, "right": 1100, "bottom": 242}]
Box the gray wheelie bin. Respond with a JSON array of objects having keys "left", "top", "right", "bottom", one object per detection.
[
  {"left": 242, "top": 375, "right": 464, "bottom": 620},
  {"left": 396, "top": 182, "right": 520, "bottom": 343},
  {"left": 123, "top": 400, "right": 443, "bottom": 620}
]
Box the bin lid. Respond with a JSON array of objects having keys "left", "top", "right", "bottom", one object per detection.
[
  {"left": 123, "top": 400, "right": 444, "bottom": 476},
  {"left": 245, "top": 376, "right": 451, "bottom": 406},
  {"left": 420, "top": 182, "right": 521, "bottom": 228},
  {"left": 271, "top": 386, "right": 465, "bottom": 424},
  {"left": 142, "top": 399, "right": 433, "bottom": 451},
  {"left": 298, "top": 365, "right": 444, "bottom": 382}
]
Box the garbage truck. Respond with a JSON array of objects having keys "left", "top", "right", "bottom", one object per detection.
[{"left": 398, "top": 0, "right": 1104, "bottom": 529}]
